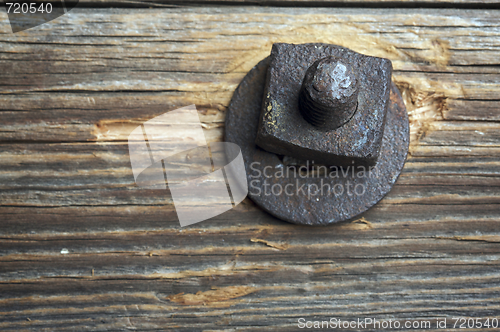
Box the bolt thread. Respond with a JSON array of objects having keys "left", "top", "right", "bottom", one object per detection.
[
  {"left": 299, "top": 84, "right": 358, "bottom": 130},
  {"left": 298, "top": 57, "right": 359, "bottom": 131}
]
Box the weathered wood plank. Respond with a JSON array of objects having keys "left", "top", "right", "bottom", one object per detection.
[
  {"left": 74, "top": 0, "right": 500, "bottom": 8},
  {"left": 0, "top": 6, "right": 499, "bottom": 332},
  {"left": 1, "top": 8, "right": 500, "bottom": 148},
  {"left": 1, "top": 202, "right": 499, "bottom": 233}
]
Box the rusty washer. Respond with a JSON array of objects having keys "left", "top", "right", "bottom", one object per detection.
[{"left": 225, "top": 43, "right": 409, "bottom": 226}]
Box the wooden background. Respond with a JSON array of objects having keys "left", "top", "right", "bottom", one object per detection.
[{"left": 1, "top": 2, "right": 500, "bottom": 331}]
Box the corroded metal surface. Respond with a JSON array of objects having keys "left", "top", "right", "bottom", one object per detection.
[
  {"left": 255, "top": 43, "right": 392, "bottom": 167},
  {"left": 225, "top": 56, "right": 409, "bottom": 226},
  {"left": 299, "top": 56, "right": 359, "bottom": 130}
]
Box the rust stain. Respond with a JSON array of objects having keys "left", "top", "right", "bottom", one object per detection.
[
  {"left": 250, "top": 238, "right": 289, "bottom": 250},
  {"left": 167, "top": 286, "right": 255, "bottom": 306}
]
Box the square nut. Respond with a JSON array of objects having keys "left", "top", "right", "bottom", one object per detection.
[{"left": 255, "top": 43, "right": 392, "bottom": 167}]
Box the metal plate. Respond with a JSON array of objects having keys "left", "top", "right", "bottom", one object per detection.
[
  {"left": 256, "top": 43, "right": 392, "bottom": 167},
  {"left": 225, "top": 57, "right": 409, "bottom": 226}
]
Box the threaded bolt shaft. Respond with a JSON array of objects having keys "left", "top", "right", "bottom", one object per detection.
[{"left": 299, "top": 56, "right": 359, "bottom": 130}]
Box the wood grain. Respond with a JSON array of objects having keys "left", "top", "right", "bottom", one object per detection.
[
  {"left": 0, "top": 6, "right": 499, "bottom": 331},
  {"left": 74, "top": 0, "right": 500, "bottom": 8}
]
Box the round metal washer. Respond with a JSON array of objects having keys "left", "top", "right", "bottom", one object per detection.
[{"left": 225, "top": 57, "right": 409, "bottom": 226}]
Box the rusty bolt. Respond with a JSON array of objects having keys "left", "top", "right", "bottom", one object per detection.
[
  {"left": 255, "top": 43, "right": 393, "bottom": 167},
  {"left": 225, "top": 53, "right": 410, "bottom": 225},
  {"left": 226, "top": 44, "right": 410, "bottom": 225},
  {"left": 299, "top": 56, "right": 359, "bottom": 130}
]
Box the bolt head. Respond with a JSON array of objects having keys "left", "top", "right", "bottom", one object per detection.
[{"left": 300, "top": 56, "right": 359, "bottom": 130}]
